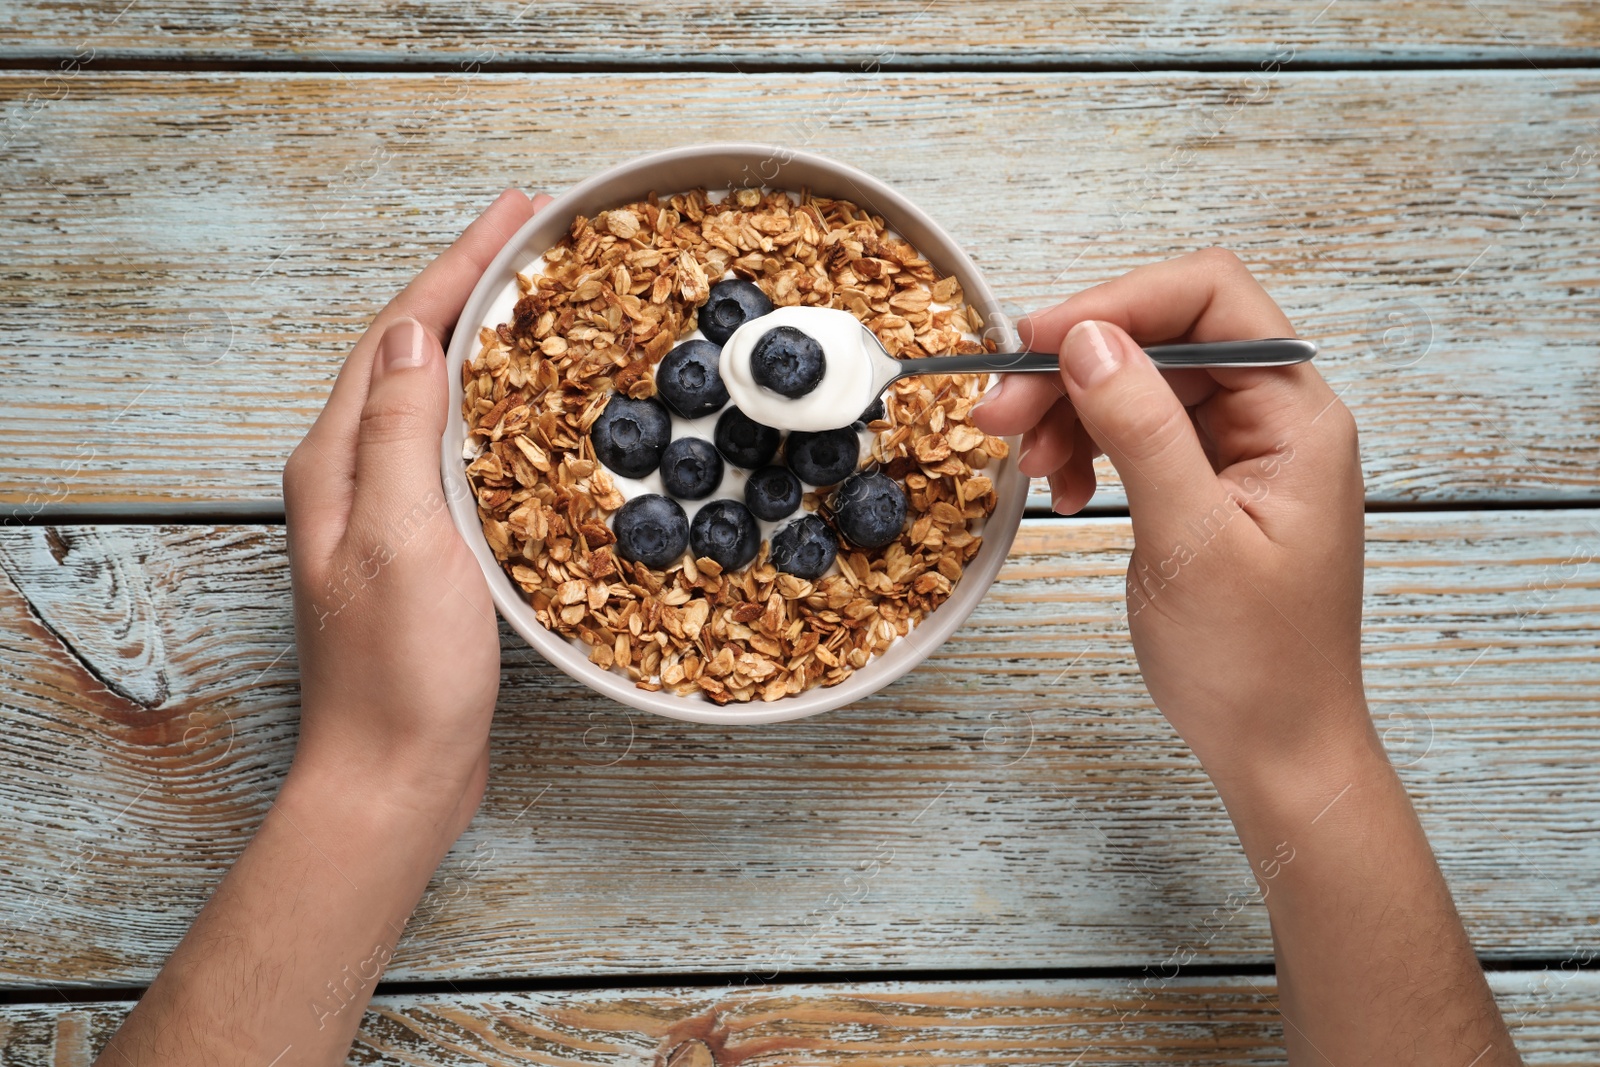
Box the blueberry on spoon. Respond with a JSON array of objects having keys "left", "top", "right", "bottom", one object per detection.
[{"left": 750, "top": 326, "right": 826, "bottom": 399}]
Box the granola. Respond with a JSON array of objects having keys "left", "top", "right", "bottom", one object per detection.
[{"left": 462, "top": 188, "right": 1007, "bottom": 703}]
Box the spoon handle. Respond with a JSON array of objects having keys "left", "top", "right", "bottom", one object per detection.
[
  {"left": 1145, "top": 337, "right": 1318, "bottom": 367},
  {"left": 901, "top": 337, "right": 1317, "bottom": 376}
]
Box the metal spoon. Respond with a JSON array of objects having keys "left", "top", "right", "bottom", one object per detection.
[
  {"left": 723, "top": 308, "right": 1318, "bottom": 432},
  {"left": 864, "top": 329, "right": 1316, "bottom": 400}
]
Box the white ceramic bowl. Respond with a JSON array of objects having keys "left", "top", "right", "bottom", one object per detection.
[{"left": 441, "top": 143, "right": 1026, "bottom": 724}]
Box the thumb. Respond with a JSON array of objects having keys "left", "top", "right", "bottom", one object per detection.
[
  {"left": 1058, "top": 320, "right": 1227, "bottom": 545},
  {"left": 348, "top": 316, "right": 451, "bottom": 549}
]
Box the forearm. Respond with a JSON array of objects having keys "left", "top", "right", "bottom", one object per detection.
[
  {"left": 1212, "top": 714, "right": 1518, "bottom": 1065},
  {"left": 98, "top": 766, "right": 458, "bottom": 1066}
]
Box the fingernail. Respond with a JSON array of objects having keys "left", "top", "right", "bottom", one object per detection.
[
  {"left": 1052, "top": 491, "right": 1073, "bottom": 515},
  {"left": 378, "top": 317, "right": 428, "bottom": 375},
  {"left": 973, "top": 375, "right": 1007, "bottom": 410},
  {"left": 1061, "top": 320, "right": 1120, "bottom": 390}
]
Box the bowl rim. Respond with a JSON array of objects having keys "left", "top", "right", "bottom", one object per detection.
[{"left": 440, "top": 142, "right": 1026, "bottom": 725}]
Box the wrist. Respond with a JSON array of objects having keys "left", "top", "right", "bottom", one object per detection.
[
  {"left": 1201, "top": 702, "right": 1396, "bottom": 837},
  {"left": 281, "top": 741, "right": 485, "bottom": 863}
]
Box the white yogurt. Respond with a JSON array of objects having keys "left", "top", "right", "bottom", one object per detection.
[{"left": 720, "top": 306, "right": 881, "bottom": 433}]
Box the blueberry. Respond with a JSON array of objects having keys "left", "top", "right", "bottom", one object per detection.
[
  {"left": 612, "top": 494, "right": 689, "bottom": 570},
  {"left": 769, "top": 514, "right": 838, "bottom": 580},
  {"left": 713, "top": 406, "right": 781, "bottom": 469},
  {"left": 833, "top": 471, "right": 908, "bottom": 549},
  {"left": 689, "top": 499, "right": 760, "bottom": 572},
  {"left": 699, "top": 278, "right": 774, "bottom": 345},
  {"left": 589, "top": 395, "right": 672, "bottom": 479},
  {"left": 659, "top": 437, "right": 724, "bottom": 501},
  {"left": 857, "top": 398, "right": 886, "bottom": 425},
  {"left": 750, "top": 326, "right": 826, "bottom": 399},
  {"left": 655, "top": 339, "right": 729, "bottom": 419},
  {"left": 744, "top": 465, "right": 802, "bottom": 522},
  {"left": 784, "top": 427, "right": 860, "bottom": 486}
]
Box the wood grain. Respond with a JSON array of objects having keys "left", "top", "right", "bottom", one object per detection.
[
  {"left": 1, "top": 973, "right": 1597, "bottom": 1066},
  {"left": 1, "top": 512, "right": 1597, "bottom": 987},
  {"left": 3, "top": 1, "right": 1597, "bottom": 66},
  {"left": 3, "top": 72, "right": 1598, "bottom": 514}
]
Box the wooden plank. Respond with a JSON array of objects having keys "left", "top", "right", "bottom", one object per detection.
[
  {"left": 2, "top": 1, "right": 1597, "bottom": 66},
  {"left": 1, "top": 973, "right": 1597, "bottom": 1065},
  {"left": 3, "top": 73, "right": 1598, "bottom": 515},
  {"left": 1, "top": 511, "right": 1597, "bottom": 987}
]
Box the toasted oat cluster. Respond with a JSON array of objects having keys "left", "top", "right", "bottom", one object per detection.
[{"left": 462, "top": 187, "right": 1008, "bottom": 703}]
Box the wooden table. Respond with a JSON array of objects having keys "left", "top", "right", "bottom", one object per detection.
[{"left": 3, "top": 3, "right": 1599, "bottom": 1062}]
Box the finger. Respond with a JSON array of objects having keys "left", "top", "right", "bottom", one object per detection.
[
  {"left": 1058, "top": 319, "right": 1231, "bottom": 546},
  {"left": 1019, "top": 247, "right": 1295, "bottom": 353},
  {"left": 308, "top": 189, "right": 539, "bottom": 464},
  {"left": 1193, "top": 362, "right": 1341, "bottom": 469},
  {"left": 1017, "top": 426, "right": 1041, "bottom": 477},
  {"left": 1190, "top": 405, "right": 1222, "bottom": 471},
  {"left": 345, "top": 317, "right": 453, "bottom": 555},
  {"left": 1193, "top": 363, "right": 1357, "bottom": 547},
  {"left": 971, "top": 371, "right": 1064, "bottom": 438},
  {"left": 385, "top": 189, "right": 549, "bottom": 341},
  {"left": 1017, "top": 395, "right": 1079, "bottom": 478},
  {"left": 976, "top": 337, "right": 1216, "bottom": 444},
  {"left": 286, "top": 189, "right": 544, "bottom": 563},
  {"left": 1162, "top": 367, "right": 1220, "bottom": 408},
  {"left": 1046, "top": 421, "right": 1099, "bottom": 515}
]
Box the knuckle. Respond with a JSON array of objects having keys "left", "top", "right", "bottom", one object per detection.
[
  {"left": 282, "top": 442, "right": 312, "bottom": 494},
  {"left": 1332, "top": 397, "right": 1358, "bottom": 436},
  {"left": 1117, "top": 397, "right": 1193, "bottom": 460},
  {"left": 1307, "top": 388, "right": 1358, "bottom": 444},
  {"left": 1326, "top": 399, "right": 1361, "bottom": 454},
  {"left": 1195, "top": 245, "right": 1247, "bottom": 275},
  {"left": 358, "top": 399, "right": 434, "bottom": 444}
]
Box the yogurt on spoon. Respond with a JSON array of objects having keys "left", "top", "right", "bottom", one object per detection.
[{"left": 720, "top": 306, "right": 882, "bottom": 432}]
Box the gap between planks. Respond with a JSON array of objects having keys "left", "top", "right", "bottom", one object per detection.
[
  {"left": 2, "top": 957, "right": 1596, "bottom": 1007},
  {"left": 5, "top": 53, "right": 1600, "bottom": 75}
]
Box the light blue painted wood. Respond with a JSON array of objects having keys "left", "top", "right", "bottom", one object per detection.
[
  {"left": 1, "top": 511, "right": 1596, "bottom": 985},
  {"left": 2, "top": 72, "right": 1597, "bottom": 512}
]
